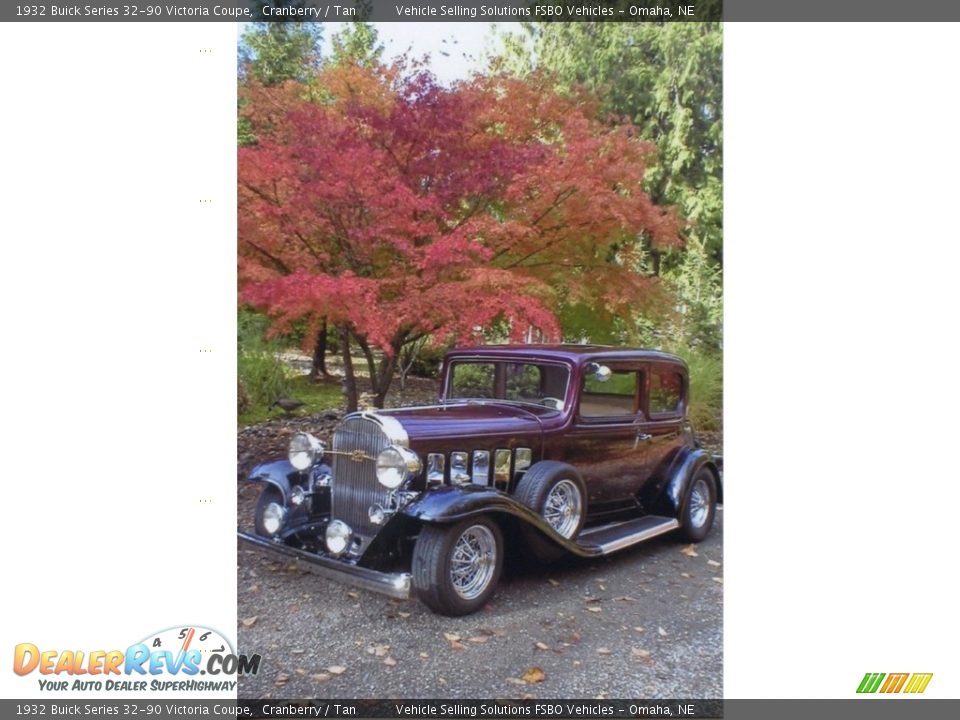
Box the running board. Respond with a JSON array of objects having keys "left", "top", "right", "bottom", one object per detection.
[{"left": 575, "top": 516, "right": 679, "bottom": 555}]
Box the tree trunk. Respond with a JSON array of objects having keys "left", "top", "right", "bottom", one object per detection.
[
  {"left": 308, "top": 318, "right": 329, "bottom": 383},
  {"left": 355, "top": 333, "right": 401, "bottom": 409},
  {"left": 339, "top": 326, "right": 358, "bottom": 413}
]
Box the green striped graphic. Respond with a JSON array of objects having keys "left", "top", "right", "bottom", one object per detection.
[{"left": 856, "top": 672, "right": 886, "bottom": 693}]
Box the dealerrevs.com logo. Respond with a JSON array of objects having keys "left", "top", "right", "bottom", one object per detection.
[
  {"left": 857, "top": 672, "right": 933, "bottom": 694},
  {"left": 13, "top": 626, "right": 261, "bottom": 692}
]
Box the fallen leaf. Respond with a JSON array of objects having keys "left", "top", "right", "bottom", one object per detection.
[
  {"left": 586, "top": 606, "right": 602, "bottom": 613},
  {"left": 598, "top": 584, "right": 607, "bottom": 591},
  {"left": 713, "top": 577, "right": 723, "bottom": 584},
  {"left": 468, "top": 636, "right": 489, "bottom": 644},
  {"left": 707, "top": 559, "right": 721, "bottom": 567},
  {"left": 419, "top": 652, "right": 429, "bottom": 659},
  {"left": 633, "top": 627, "right": 645, "bottom": 633},
  {"left": 286, "top": 564, "right": 298, "bottom": 572},
  {"left": 506, "top": 677, "right": 527, "bottom": 686},
  {"left": 535, "top": 642, "right": 549, "bottom": 651},
  {"left": 366, "top": 644, "right": 390, "bottom": 657},
  {"left": 584, "top": 596, "right": 602, "bottom": 603},
  {"left": 596, "top": 647, "right": 611, "bottom": 656},
  {"left": 632, "top": 648, "right": 651, "bottom": 658},
  {"left": 310, "top": 673, "right": 330, "bottom": 683},
  {"left": 573, "top": 660, "right": 581, "bottom": 667},
  {"left": 521, "top": 667, "right": 545, "bottom": 684},
  {"left": 398, "top": 611, "right": 411, "bottom": 619},
  {"left": 614, "top": 596, "right": 636, "bottom": 602},
  {"left": 681, "top": 572, "right": 691, "bottom": 578},
  {"left": 383, "top": 657, "right": 397, "bottom": 667},
  {"left": 295, "top": 668, "right": 306, "bottom": 676},
  {"left": 680, "top": 545, "right": 699, "bottom": 557},
  {"left": 274, "top": 673, "right": 289, "bottom": 687},
  {"left": 548, "top": 578, "right": 560, "bottom": 587},
  {"left": 443, "top": 632, "right": 461, "bottom": 642},
  {"left": 658, "top": 627, "right": 668, "bottom": 637},
  {"left": 450, "top": 640, "right": 465, "bottom": 651},
  {"left": 327, "top": 666, "right": 346, "bottom": 675},
  {"left": 347, "top": 591, "right": 360, "bottom": 600},
  {"left": 248, "top": 585, "right": 259, "bottom": 593},
  {"left": 241, "top": 617, "right": 257, "bottom": 628}
]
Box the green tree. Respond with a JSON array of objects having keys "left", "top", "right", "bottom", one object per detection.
[
  {"left": 239, "top": 22, "right": 322, "bottom": 86},
  {"left": 329, "top": 21, "right": 383, "bottom": 68}
]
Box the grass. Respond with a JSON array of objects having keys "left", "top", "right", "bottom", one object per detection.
[{"left": 238, "top": 375, "right": 344, "bottom": 426}]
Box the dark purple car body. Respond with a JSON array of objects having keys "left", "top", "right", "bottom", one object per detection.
[{"left": 239, "top": 345, "right": 721, "bottom": 616}]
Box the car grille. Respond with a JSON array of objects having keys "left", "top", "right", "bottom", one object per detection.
[{"left": 331, "top": 414, "right": 393, "bottom": 549}]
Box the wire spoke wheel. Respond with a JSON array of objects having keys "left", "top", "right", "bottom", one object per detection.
[
  {"left": 449, "top": 524, "right": 497, "bottom": 601},
  {"left": 543, "top": 479, "right": 583, "bottom": 538},
  {"left": 688, "top": 478, "right": 710, "bottom": 529}
]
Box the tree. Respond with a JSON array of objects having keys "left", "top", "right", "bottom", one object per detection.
[
  {"left": 499, "top": 23, "right": 722, "bottom": 349},
  {"left": 239, "top": 22, "right": 322, "bottom": 86},
  {"left": 238, "top": 62, "right": 678, "bottom": 411},
  {"left": 329, "top": 21, "right": 383, "bottom": 68}
]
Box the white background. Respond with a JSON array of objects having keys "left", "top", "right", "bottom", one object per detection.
[{"left": 1, "top": 21, "right": 958, "bottom": 700}]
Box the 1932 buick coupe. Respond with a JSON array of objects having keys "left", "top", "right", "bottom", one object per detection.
[{"left": 238, "top": 345, "right": 721, "bottom": 616}]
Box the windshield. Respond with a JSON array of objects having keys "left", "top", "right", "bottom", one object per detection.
[{"left": 446, "top": 360, "right": 570, "bottom": 409}]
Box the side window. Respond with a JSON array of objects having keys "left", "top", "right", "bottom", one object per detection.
[
  {"left": 505, "top": 363, "right": 541, "bottom": 401},
  {"left": 580, "top": 370, "right": 638, "bottom": 418},
  {"left": 649, "top": 369, "right": 684, "bottom": 416}
]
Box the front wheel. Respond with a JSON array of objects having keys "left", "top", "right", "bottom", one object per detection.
[
  {"left": 412, "top": 516, "right": 503, "bottom": 616},
  {"left": 680, "top": 468, "right": 717, "bottom": 542}
]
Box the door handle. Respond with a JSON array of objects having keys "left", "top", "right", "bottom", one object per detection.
[{"left": 634, "top": 432, "right": 653, "bottom": 449}]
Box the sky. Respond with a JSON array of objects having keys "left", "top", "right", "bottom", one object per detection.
[{"left": 322, "top": 22, "right": 511, "bottom": 84}]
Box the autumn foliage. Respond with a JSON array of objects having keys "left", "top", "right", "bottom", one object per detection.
[{"left": 238, "top": 61, "right": 679, "bottom": 407}]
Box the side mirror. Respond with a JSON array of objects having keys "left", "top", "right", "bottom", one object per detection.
[{"left": 585, "top": 363, "right": 613, "bottom": 383}]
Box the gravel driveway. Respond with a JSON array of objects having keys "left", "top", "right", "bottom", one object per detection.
[{"left": 236, "top": 499, "right": 722, "bottom": 700}]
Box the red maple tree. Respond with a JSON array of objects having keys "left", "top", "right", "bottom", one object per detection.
[{"left": 239, "top": 62, "right": 679, "bottom": 410}]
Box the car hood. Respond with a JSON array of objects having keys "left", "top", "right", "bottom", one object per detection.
[{"left": 376, "top": 402, "right": 552, "bottom": 441}]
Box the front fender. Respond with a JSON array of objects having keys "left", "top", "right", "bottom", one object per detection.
[
  {"left": 400, "top": 486, "right": 597, "bottom": 557},
  {"left": 246, "top": 460, "right": 304, "bottom": 503},
  {"left": 653, "top": 448, "right": 721, "bottom": 518}
]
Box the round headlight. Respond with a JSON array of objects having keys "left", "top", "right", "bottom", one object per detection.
[
  {"left": 325, "top": 520, "right": 351, "bottom": 556},
  {"left": 289, "top": 432, "right": 324, "bottom": 471},
  {"left": 376, "top": 446, "right": 422, "bottom": 490},
  {"left": 262, "top": 502, "right": 286, "bottom": 536}
]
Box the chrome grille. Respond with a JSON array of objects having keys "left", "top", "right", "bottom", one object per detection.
[{"left": 331, "top": 414, "right": 393, "bottom": 547}]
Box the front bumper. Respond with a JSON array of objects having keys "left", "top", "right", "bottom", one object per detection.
[{"left": 237, "top": 530, "right": 412, "bottom": 600}]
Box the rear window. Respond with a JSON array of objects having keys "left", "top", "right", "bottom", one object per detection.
[{"left": 649, "top": 370, "right": 684, "bottom": 415}]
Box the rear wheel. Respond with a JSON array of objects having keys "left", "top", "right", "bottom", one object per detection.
[
  {"left": 680, "top": 468, "right": 717, "bottom": 542},
  {"left": 412, "top": 516, "right": 503, "bottom": 616}
]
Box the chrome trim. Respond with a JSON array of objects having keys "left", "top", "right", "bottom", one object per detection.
[
  {"left": 450, "top": 452, "right": 470, "bottom": 485},
  {"left": 426, "top": 453, "right": 445, "bottom": 485},
  {"left": 514, "top": 447, "right": 532, "bottom": 472},
  {"left": 357, "top": 411, "right": 409, "bottom": 447},
  {"left": 596, "top": 518, "right": 679, "bottom": 554},
  {"left": 472, "top": 450, "right": 490, "bottom": 486},
  {"left": 238, "top": 530, "right": 411, "bottom": 599},
  {"left": 493, "top": 449, "right": 511, "bottom": 489}
]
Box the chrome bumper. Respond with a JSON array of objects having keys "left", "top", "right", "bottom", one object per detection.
[{"left": 237, "top": 530, "right": 412, "bottom": 600}]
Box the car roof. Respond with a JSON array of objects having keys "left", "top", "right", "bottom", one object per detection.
[{"left": 445, "top": 344, "right": 686, "bottom": 367}]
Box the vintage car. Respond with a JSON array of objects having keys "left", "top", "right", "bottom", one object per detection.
[{"left": 238, "top": 345, "right": 721, "bottom": 616}]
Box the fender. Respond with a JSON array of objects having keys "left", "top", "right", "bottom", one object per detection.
[
  {"left": 400, "top": 485, "right": 598, "bottom": 558},
  {"left": 654, "top": 447, "right": 721, "bottom": 517},
  {"left": 246, "top": 460, "right": 314, "bottom": 503}
]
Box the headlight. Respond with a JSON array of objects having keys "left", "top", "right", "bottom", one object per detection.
[
  {"left": 376, "top": 445, "right": 422, "bottom": 489},
  {"left": 288, "top": 432, "right": 324, "bottom": 471}
]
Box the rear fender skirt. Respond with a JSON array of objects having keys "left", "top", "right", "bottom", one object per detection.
[
  {"left": 646, "top": 448, "right": 721, "bottom": 517},
  {"left": 399, "top": 485, "right": 597, "bottom": 558}
]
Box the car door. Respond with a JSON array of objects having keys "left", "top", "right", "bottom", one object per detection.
[
  {"left": 552, "top": 363, "right": 657, "bottom": 508},
  {"left": 637, "top": 362, "right": 689, "bottom": 483}
]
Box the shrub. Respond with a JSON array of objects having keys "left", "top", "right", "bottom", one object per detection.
[{"left": 681, "top": 349, "right": 723, "bottom": 432}]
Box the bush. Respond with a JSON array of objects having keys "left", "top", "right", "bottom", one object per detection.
[
  {"left": 681, "top": 349, "right": 723, "bottom": 432},
  {"left": 238, "top": 350, "right": 291, "bottom": 407},
  {"left": 408, "top": 343, "right": 448, "bottom": 379}
]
